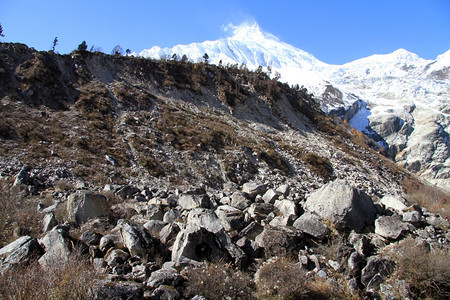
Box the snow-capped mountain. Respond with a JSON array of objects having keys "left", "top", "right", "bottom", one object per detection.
[{"left": 135, "top": 23, "right": 450, "bottom": 190}]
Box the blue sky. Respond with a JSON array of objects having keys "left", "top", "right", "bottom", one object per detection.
[{"left": 1, "top": 0, "right": 449, "bottom": 64}]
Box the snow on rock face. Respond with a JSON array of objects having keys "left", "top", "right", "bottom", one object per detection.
[{"left": 135, "top": 23, "right": 450, "bottom": 189}]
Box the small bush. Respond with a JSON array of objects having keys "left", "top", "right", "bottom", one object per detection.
[
  {"left": 255, "top": 257, "right": 310, "bottom": 299},
  {"left": 394, "top": 237, "right": 450, "bottom": 299},
  {"left": 0, "top": 181, "right": 42, "bottom": 247},
  {"left": 255, "top": 257, "right": 348, "bottom": 300},
  {"left": 402, "top": 175, "right": 449, "bottom": 219},
  {"left": 0, "top": 251, "right": 100, "bottom": 300},
  {"left": 184, "top": 261, "right": 255, "bottom": 300}
]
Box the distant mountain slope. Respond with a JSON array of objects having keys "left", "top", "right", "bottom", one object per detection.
[{"left": 135, "top": 23, "right": 450, "bottom": 190}]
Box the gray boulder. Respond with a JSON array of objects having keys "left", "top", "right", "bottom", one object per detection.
[
  {"left": 255, "top": 226, "right": 303, "bottom": 257},
  {"left": 375, "top": 215, "right": 411, "bottom": 240},
  {"left": 215, "top": 205, "right": 244, "bottom": 232},
  {"left": 248, "top": 203, "right": 274, "bottom": 221},
  {"left": 80, "top": 230, "right": 102, "bottom": 246},
  {"left": 230, "top": 192, "right": 251, "bottom": 210},
  {"left": 379, "top": 194, "right": 409, "bottom": 213},
  {"left": 146, "top": 267, "right": 183, "bottom": 288},
  {"left": 262, "top": 189, "right": 281, "bottom": 203},
  {"left": 67, "top": 191, "right": 109, "bottom": 224},
  {"left": 117, "top": 219, "right": 153, "bottom": 260},
  {"left": 42, "top": 212, "right": 57, "bottom": 232},
  {"left": 0, "top": 236, "right": 43, "bottom": 273},
  {"left": 178, "top": 194, "right": 210, "bottom": 210},
  {"left": 304, "top": 181, "right": 376, "bottom": 232},
  {"left": 143, "top": 220, "right": 168, "bottom": 239},
  {"left": 104, "top": 249, "right": 130, "bottom": 268},
  {"left": 150, "top": 285, "right": 181, "bottom": 300},
  {"left": 99, "top": 234, "right": 121, "bottom": 252},
  {"left": 38, "top": 228, "right": 74, "bottom": 268},
  {"left": 171, "top": 209, "right": 246, "bottom": 267},
  {"left": 242, "top": 182, "right": 267, "bottom": 197},
  {"left": 274, "top": 199, "right": 297, "bottom": 218},
  {"left": 361, "top": 256, "right": 395, "bottom": 286},
  {"left": 293, "top": 213, "right": 329, "bottom": 239},
  {"left": 402, "top": 211, "right": 422, "bottom": 224}
]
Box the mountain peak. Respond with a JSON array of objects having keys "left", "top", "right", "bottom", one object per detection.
[{"left": 228, "top": 22, "right": 279, "bottom": 42}]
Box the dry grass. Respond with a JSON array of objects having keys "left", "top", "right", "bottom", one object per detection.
[
  {"left": 393, "top": 237, "right": 450, "bottom": 299},
  {"left": 184, "top": 261, "right": 255, "bottom": 300},
  {"left": 0, "top": 251, "right": 100, "bottom": 300},
  {"left": 0, "top": 180, "right": 42, "bottom": 247},
  {"left": 255, "top": 257, "right": 349, "bottom": 300},
  {"left": 402, "top": 175, "right": 449, "bottom": 219}
]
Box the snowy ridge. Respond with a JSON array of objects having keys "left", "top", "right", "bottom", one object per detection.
[{"left": 135, "top": 23, "right": 450, "bottom": 189}]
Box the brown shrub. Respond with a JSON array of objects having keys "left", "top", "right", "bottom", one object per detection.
[
  {"left": 402, "top": 175, "right": 449, "bottom": 219},
  {"left": 301, "top": 152, "right": 333, "bottom": 180},
  {"left": 0, "top": 181, "right": 42, "bottom": 247},
  {"left": 184, "top": 261, "right": 255, "bottom": 300},
  {"left": 0, "top": 251, "right": 100, "bottom": 300},
  {"left": 256, "top": 257, "right": 349, "bottom": 300},
  {"left": 394, "top": 237, "right": 450, "bottom": 299}
]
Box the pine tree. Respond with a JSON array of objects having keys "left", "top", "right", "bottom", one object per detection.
[
  {"left": 52, "top": 37, "right": 58, "bottom": 51},
  {"left": 0, "top": 24, "right": 5, "bottom": 38},
  {"left": 78, "top": 41, "right": 87, "bottom": 51},
  {"left": 203, "top": 53, "right": 209, "bottom": 64}
]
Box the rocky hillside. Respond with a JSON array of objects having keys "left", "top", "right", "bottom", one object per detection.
[
  {"left": 0, "top": 43, "right": 449, "bottom": 299},
  {"left": 137, "top": 23, "right": 450, "bottom": 191}
]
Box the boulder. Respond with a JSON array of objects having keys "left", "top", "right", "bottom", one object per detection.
[
  {"left": 99, "top": 234, "right": 121, "bottom": 252},
  {"left": 93, "top": 280, "right": 143, "bottom": 300},
  {"left": 150, "top": 285, "right": 181, "bottom": 300},
  {"left": 379, "top": 194, "right": 409, "bottom": 213},
  {"left": 146, "top": 267, "right": 183, "bottom": 289},
  {"left": 178, "top": 194, "right": 210, "bottom": 210},
  {"left": 375, "top": 215, "right": 411, "bottom": 240},
  {"left": 242, "top": 182, "right": 267, "bottom": 197},
  {"left": 147, "top": 204, "right": 164, "bottom": 221},
  {"left": 360, "top": 256, "right": 395, "bottom": 287},
  {"left": 79, "top": 230, "right": 102, "bottom": 246},
  {"left": 171, "top": 209, "right": 246, "bottom": 267},
  {"left": 163, "top": 208, "right": 181, "bottom": 223},
  {"left": 274, "top": 199, "right": 297, "bottom": 218},
  {"left": 304, "top": 181, "right": 376, "bottom": 232},
  {"left": 38, "top": 228, "right": 74, "bottom": 268},
  {"left": 159, "top": 223, "right": 181, "bottom": 246},
  {"left": 67, "top": 191, "right": 109, "bottom": 224},
  {"left": 255, "top": 226, "right": 304, "bottom": 257},
  {"left": 105, "top": 249, "right": 130, "bottom": 268},
  {"left": 248, "top": 203, "right": 274, "bottom": 221},
  {"left": 215, "top": 205, "right": 244, "bottom": 232},
  {"left": 42, "top": 212, "right": 57, "bottom": 233},
  {"left": 0, "top": 236, "right": 43, "bottom": 273},
  {"left": 276, "top": 184, "right": 290, "bottom": 196},
  {"left": 143, "top": 220, "right": 168, "bottom": 239},
  {"left": 402, "top": 211, "right": 422, "bottom": 224},
  {"left": 230, "top": 192, "right": 251, "bottom": 210},
  {"left": 292, "top": 213, "right": 329, "bottom": 239},
  {"left": 117, "top": 219, "right": 153, "bottom": 260},
  {"left": 262, "top": 189, "right": 280, "bottom": 203}
]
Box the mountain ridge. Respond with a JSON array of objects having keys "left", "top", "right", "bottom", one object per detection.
[{"left": 134, "top": 23, "right": 450, "bottom": 190}]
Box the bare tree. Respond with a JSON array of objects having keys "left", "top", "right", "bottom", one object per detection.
[
  {"left": 111, "top": 45, "right": 124, "bottom": 56},
  {"left": 0, "top": 24, "right": 5, "bottom": 38}
]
